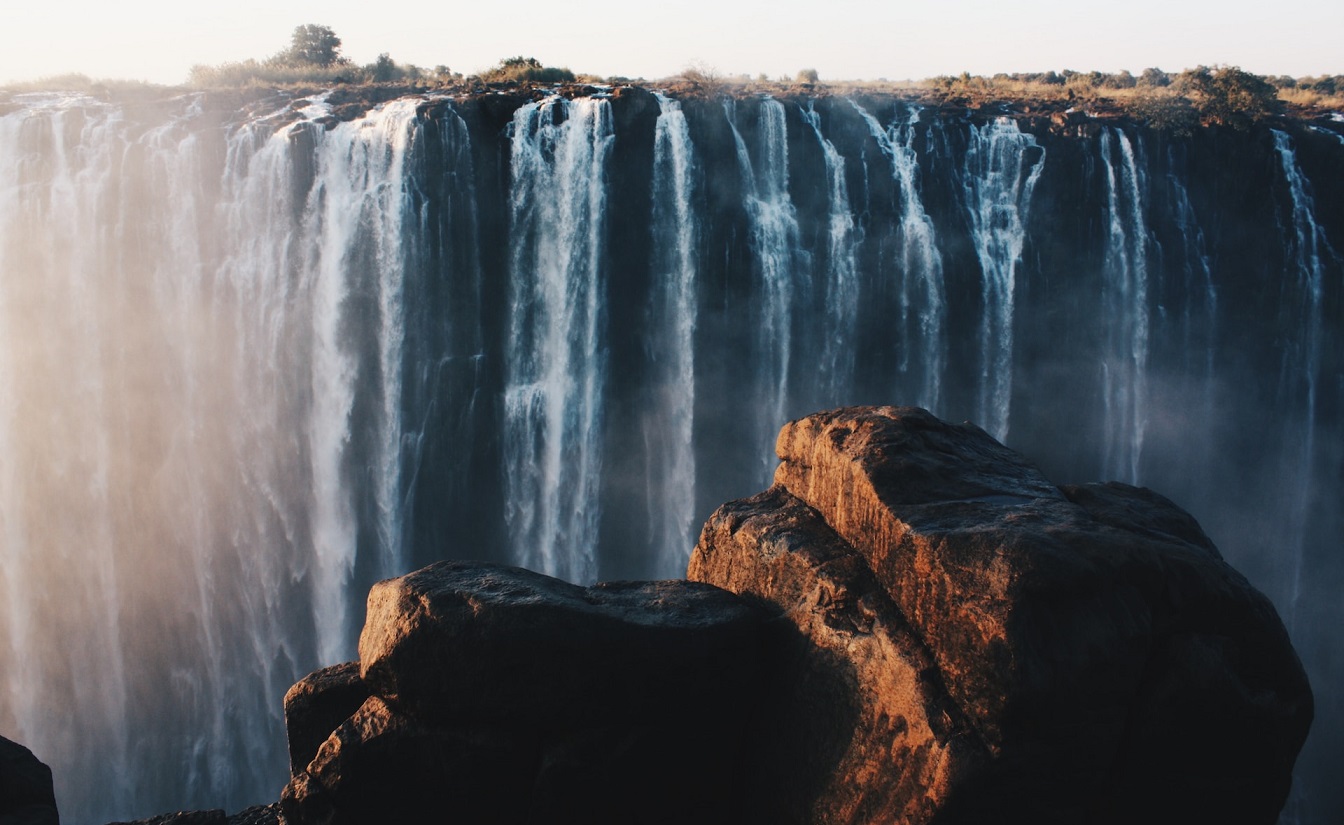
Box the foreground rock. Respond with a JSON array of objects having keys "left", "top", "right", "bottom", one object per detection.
[
  {"left": 104, "top": 805, "right": 279, "bottom": 825},
  {"left": 283, "top": 662, "right": 369, "bottom": 776},
  {"left": 108, "top": 406, "right": 1311, "bottom": 824},
  {"left": 282, "top": 562, "right": 770, "bottom": 825},
  {"left": 0, "top": 736, "right": 59, "bottom": 825},
  {"left": 691, "top": 406, "right": 1313, "bottom": 824}
]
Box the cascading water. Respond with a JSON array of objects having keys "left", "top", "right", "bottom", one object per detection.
[
  {"left": 960, "top": 117, "right": 1044, "bottom": 441},
  {"left": 642, "top": 92, "right": 699, "bottom": 577},
  {"left": 1098, "top": 126, "right": 1151, "bottom": 484},
  {"left": 0, "top": 92, "right": 423, "bottom": 822},
  {"left": 503, "top": 96, "right": 614, "bottom": 584},
  {"left": 801, "top": 101, "right": 860, "bottom": 402},
  {"left": 849, "top": 101, "right": 944, "bottom": 411},
  {"left": 300, "top": 96, "right": 420, "bottom": 660},
  {"left": 1271, "top": 129, "right": 1334, "bottom": 631},
  {"left": 1164, "top": 146, "right": 1217, "bottom": 411},
  {"left": 724, "top": 98, "right": 805, "bottom": 476}
]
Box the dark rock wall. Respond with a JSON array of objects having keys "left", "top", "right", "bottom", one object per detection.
[{"left": 391, "top": 92, "right": 1342, "bottom": 822}]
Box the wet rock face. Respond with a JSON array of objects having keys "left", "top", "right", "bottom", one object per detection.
[
  {"left": 282, "top": 561, "right": 771, "bottom": 825},
  {"left": 691, "top": 405, "right": 1313, "bottom": 825}
]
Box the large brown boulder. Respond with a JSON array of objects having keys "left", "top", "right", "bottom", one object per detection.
[
  {"left": 691, "top": 485, "right": 990, "bottom": 824},
  {"left": 691, "top": 405, "right": 1312, "bottom": 825},
  {"left": 357, "top": 560, "right": 766, "bottom": 731},
  {"left": 283, "top": 560, "right": 772, "bottom": 825}
]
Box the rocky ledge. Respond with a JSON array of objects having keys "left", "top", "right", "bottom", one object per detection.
[{"left": 13, "top": 406, "right": 1307, "bottom": 825}]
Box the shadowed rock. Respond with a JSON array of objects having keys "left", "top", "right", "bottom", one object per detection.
[
  {"left": 104, "top": 805, "right": 278, "bottom": 825},
  {"left": 357, "top": 560, "right": 766, "bottom": 731},
  {"left": 0, "top": 735, "right": 59, "bottom": 825},
  {"left": 282, "top": 561, "right": 771, "bottom": 825},
  {"left": 283, "top": 662, "right": 370, "bottom": 776}
]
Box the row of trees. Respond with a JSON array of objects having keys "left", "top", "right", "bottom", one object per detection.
[
  {"left": 188, "top": 25, "right": 579, "bottom": 88},
  {"left": 931, "top": 65, "right": 1288, "bottom": 130},
  {"left": 185, "top": 27, "right": 1332, "bottom": 134},
  {"left": 188, "top": 25, "right": 443, "bottom": 86}
]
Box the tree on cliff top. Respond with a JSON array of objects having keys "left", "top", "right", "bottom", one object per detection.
[
  {"left": 1177, "top": 65, "right": 1280, "bottom": 129},
  {"left": 278, "top": 24, "right": 348, "bottom": 67},
  {"left": 481, "top": 56, "right": 576, "bottom": 84}
]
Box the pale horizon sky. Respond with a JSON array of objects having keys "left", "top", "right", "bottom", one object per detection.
[{"left": 2, "top": 0, "right": 1341, "bottom": 87}]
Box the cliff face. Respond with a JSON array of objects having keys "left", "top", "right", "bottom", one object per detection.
[{"left": 0, "top": 87, "right": 1339, "bottom": 822}]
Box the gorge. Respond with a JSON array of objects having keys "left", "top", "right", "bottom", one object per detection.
[{"left": 0, "top": 84, "right": 1340, "bottom": 823}]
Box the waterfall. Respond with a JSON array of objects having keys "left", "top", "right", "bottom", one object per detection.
[
  {"left": 503, "top": 96, "right": 614, "bottom": 584},
  {"left": 0, "top": 92, "right": 424, "bottom": 821},
  {"left": 724, "top": 98, "right": 805, "bottom": 476},
  {"left": 801, "top": 101, "right": 860, "bottom": 402},
  {"left": 1, "top": 89, "right": 1341, "bottom": 823},
  {"left": 1165, "top": 147, "right": 1217, "bottom": 383},
  {"left": 961, "top": 117, "right": 1044, "bottom": 441},
  {"left": 849, "top": 101, "right": 944, "bottom": 412},
  {"left": 1271, "top": 129, "right": 1334, "bottom": 629},
  {"left": 644, "top": 92, "right": 699, "bottom": 576},
  {"left": 1098, "top": 127, "right": 1150, "bottom": 484},
  {"left": 300, "top": 96, "right": 420, "bottom": 660}
]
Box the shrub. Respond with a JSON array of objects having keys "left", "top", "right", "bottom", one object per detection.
[
  {"left": 480, "top": 56, "right": 576, "bottom": 84},
  {"left": 1138, "top": 68, "right": 1171, "bottom": 88},
  {"left": 1177, "top": 65, "right": 1280, "bottom": 129},
  {"left": 1128, "top": 90, "right": 1198, "bottom": 134}
]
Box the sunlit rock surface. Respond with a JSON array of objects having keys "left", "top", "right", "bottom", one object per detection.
[
  {"left": 690, "top": 406, "right": 1312, "bottom": 824},
  {"left": 282, "top": 663, "right": 369, "bottom": 777}
]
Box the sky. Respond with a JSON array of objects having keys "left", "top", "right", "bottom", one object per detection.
[{"left": 1, "top": 0, "right": 1341, "bottom": 87}]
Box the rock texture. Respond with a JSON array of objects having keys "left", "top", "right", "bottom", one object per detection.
[
  {"left": 283, "top": 662, "right": 370, "bottom": 776},
  {"left": 690, "top": 406, "right": 1313, "bottom": 825},
  {"left": 104, "top": 805, "right": 279, "bottom": 825},
  {"left": 282, "top": 561, "right": 770, "bottom": 825},
  {"left": 0, "top": 736, "right": 59, "bottom": 825}
]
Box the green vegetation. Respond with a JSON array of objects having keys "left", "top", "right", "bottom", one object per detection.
[
  {"left": 832, "top": 64, "right": 1336, "bottom": 130},
  {"left": 1175, "top": 65, "right": 1280, "bottom": 129},
  {"left": 186, "top": 24, "right": 459, "bottom": 88},
  {"left": 6, "top": 25, "right": 1342, "bottom": 130},
  {"left": 281, "top": 24, "right": 345, "bottom": 67},
  {"left": 182, "top": 28, "right": 584, "bottom": 89},
  {"left": 478, "top": 56, "right": 576, "bottom": 84}
]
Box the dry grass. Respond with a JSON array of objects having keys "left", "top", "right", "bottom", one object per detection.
[{"left": 1277, "top": 86, "right": 1344, "bottom": 111}]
